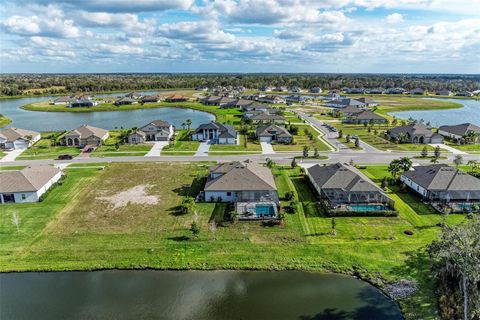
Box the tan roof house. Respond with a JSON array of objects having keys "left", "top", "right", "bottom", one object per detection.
[
  {"left": 0, "top": 127, "right": 41, "bottom": 150},
  {"left": 62, "top": 125, "right": 109, "bottom": 147}
]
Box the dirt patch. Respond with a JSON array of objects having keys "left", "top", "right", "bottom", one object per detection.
[{"left": 97, "top": 184, "right": 159, "bottom": 209}]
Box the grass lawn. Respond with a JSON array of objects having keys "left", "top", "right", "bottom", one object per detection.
[
  {"left": 92, "top": 130, "right": 152, "bottom": 157},
  {"left": 272, "top": 124, "right": 332, "bottom": 152},
  {"left": 209, "top": 135, "right": 262, "bottom": 155},
  {"left": 444, "top": 141, "right": 480, "bottom": 153},
  {"left": 1, "top": 161, "right": 471, "bottom": 319},
  {"left": 16, "top": 138, "right": 81, "bottom": 160},
  {"left": 332, "top": 123, "right": 444, "bottom": 152},
  {"left": 0, "top": 165, "right": 27, "bottom": 170},
  {"left": 161, "top": 130, "right": 199, "bottom": 155},
  {"left": 0, "top": 114, "right": 11, "bottom": 127}
]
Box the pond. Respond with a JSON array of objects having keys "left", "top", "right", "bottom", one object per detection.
[
  {"left": 0, "top": 270, "right": 403, "bottom": 320},
  {"left": 0, "top": 92, "right": 214, "bottom": 131},
  {"left": 389, "top": 98, "right": 480, "bottom": 127}
]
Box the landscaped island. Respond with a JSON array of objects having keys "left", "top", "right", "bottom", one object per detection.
[{"left": 0, "top": 114, "right": 11, "bottom": 127}]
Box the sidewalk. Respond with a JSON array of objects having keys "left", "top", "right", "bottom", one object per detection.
[
  {"left": 429, "top": 143, "right": 467, "bottom": 155},
  {"left": 0, "top": 148, "right": 26, "bottom": 162},
  {"left": 195, "top": 141, "right": 211, "bottom": 156},
  {"left": 260, "top": 142, "right": 275, "bottom": 154}
]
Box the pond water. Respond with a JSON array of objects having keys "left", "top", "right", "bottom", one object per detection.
[
  {"left": 389, "top": 98, "right": 480, "bottom": 127},
  {"left": 0, "top": 270, "right": 403, "bottom": 320},
  {"left": 0, "top": 92, "right": 214, "bottom": 131}
]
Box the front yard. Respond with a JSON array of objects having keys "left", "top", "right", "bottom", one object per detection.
[
  {"left": 16, "top": 136, "right": 81, "bottom": 160},
  {"left": 161, "top": 129, "right": 200, "bottom": 155},
  {"left": 209, "top": 135, "right": 262, "bottom": 155},
  {"left": 272, "top": 124, "right": 332, "bottom": 152}
]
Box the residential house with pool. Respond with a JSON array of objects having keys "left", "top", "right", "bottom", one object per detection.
[
  {"left": 201, "top": 161, "right": 280, "bottom": 220},
  {"left": 192, "top": 122, "right": 237, "bottom": 144},
  {"left": 62, "top": 125, "right": 109, "bottom": 148},
  {"left": 0, "top": 166, "right": 62, "bottom": 204},
  {"left": 400, "top": 164, "right": 480, "bottom": 213},
  {"left": 0, "top": 127, "right": 41, "bottom": 150},
  {"left": 306, "top": 163, "right": 395, "bottom": 214}
]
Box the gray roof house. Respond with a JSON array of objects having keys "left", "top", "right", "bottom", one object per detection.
[
  {"left": 192, "top": 122, "right": 237, "bottom": 144},
  {"left": 409, "top": 88, "right": 425, "bottom": 95},
  {"left": 436, "top": 89, "right": 453, "bottom": 96},
  {"left": 0, "top": 166, "right": 62, "bottom": 203},
  {"left": 306, "top": 163, "right": 394, "bottom": 213},
  {"left": 141, "top": 95, "right": 161, "bottom": 103},
  {"left": 203, "top": 161, "right": 279, "bottom": 219},
  {"left": 256, "top": 124, "right": 293, "bottom": 143},
  {"left": 325, "top": 98, "right": 366, "bottom": 108},
  {"left": 114, "top": 96, "right": 138, "bottom": 106},
  {"left": 344, "top": 110, "right": 388, "bottom": 124},
  {"left": 438, "top": 123, "right": 480, "bottom": 142},
  {"left": 356, "top": 97, "right": 378, "bottom": 107},
  {"left": 62, "top": 125, "right": 109, "bottom": 147},
  {"left": 400, "top": 165, "right": 480, "bottom": 212},
  {"left": 53, "top": 96, "right": 76, "bottom": 105},
  {"left": 128, "top": 120, "right": 174, "bottom": 143},
  {"left": 387, "top": 123, "right": 443, "bottom": 144},
  {"left": 250, "top": 113, "right": 285, "bottom": 124},
  {"left": 0, "top": 128, "right": 41, "bottom": 150}
]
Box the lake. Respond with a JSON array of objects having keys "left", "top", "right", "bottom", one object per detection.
[
  {"left": 0, "top": 92, "right": 214, "bottom": 131},
  {"left": 0, "top": 270, "right": 403, "bottom": 320},
  {"left": 389, "top": 98, "right": 480, "bottom": 127}
]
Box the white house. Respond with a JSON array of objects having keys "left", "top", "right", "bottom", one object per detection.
[
  {"left": 137, "top": 120, "right": 174, "bottom": 142},
  {"left": 192, "top": 122, "right": 237, "bottom": 144},
  {"left": 0, "top": 128, "right": 41, "bottom": 150},
  {"left": 0, "top": 166, "right": 62, "bottom": 204}
]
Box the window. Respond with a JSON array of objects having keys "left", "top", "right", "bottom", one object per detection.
[
  {"left": 226, "top": 192, "right": 231, "bottom": 196},
  {"left": 21, "top": 194, "right": 26, "bottom": 200}
]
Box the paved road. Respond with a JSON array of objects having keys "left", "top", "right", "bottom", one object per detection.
[
  {"left": 145, "top": 141, "right": 169, "bottom": 157},
  {"left": 260, "top": 141, "right": 275, "bottom": 154}
]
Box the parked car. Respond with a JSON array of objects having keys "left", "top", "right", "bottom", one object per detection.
[{"left": 57, "top": 154, "right": 73, "bottom": 160}]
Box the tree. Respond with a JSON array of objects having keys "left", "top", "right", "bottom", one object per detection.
[
  {"left": 381, "top": 176, "right": 388, "bottom": 190},
  {"left": 338, "top": 129, "right": 343, "bottom": 139},
  {"left": 429, "top": 218, "right": 480, "bottom": 320},
  {"left": 181, "top": 122, "right": 186, "bottom": 130},
  {"left": 421, "top": 146, "right": 429, "bottom": 158},
  {"left": 186, "top": 119, "right": 192, "bottom": 130},
  {"left": 454, "top": 154, "right": 464, "bottom": 168},
  {"left": 11, "top": 212, "right": 21, "bottom": 232},
  {"left": 181, "top": 197, "right": 196, "bottom": 214},
  {"left": 331, "top": 218, "right": 337, "bottom": 236},
  {"left": 345, "top": 134, "right": 350, "bottom": 143},
  {"left": 291, "top": 157, "right": 297, "bottom": 168},
  {"left": 434, "top": 145, "right": 442, "bottom": 159},
  {"left": 313, "top": 147, "right": 319, "bottom": 158},
  {"left": 354, "top": 138, "right": 360, "bottom": 148},
  {"left": 266, "top": 158, "right": 274, "bottom": 168},
  {"left": 467, "top": 160, "right": 479, "bottom": 173},
  {"left": 302, "top": 146, "right": 309, "bottom": 158},
  {"left": 398, "top": 157, "right": 413, "bottom": 171},
  {"left": 387, "top": 159, "right": 402, "bottom": 179},
  {"left": 115, "top": 142, "right": 120, "bottom": 151},
  {"left": 190, "top": 221, "right": 200, "bottom": 238}
]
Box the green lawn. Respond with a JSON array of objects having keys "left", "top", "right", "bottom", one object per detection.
[
  {"left": 161, "top": 130, "right": 199, "bottom": 155},
  {"left": 0, "top": 114, "right": 11, "bottom": 127},
  {"left": 1, "top": 162, "right": 471, "bottom": 319},
  {"left": 272, "top": 124, "right": 332, "bottom": 152},
  {"left": 209, "top": 135, "right": 262, "bottom": 155},
  {"left": 444, "top": 141, "right": 480, "bottom": 153},
  {"left": 16, "top": 138, "right": 81, "bottom": 160},
  {"left": 92, "top": 130, "right": 152, "bottom": 157}
]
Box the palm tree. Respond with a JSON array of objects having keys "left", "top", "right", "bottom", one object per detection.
[
  {"left": 186, "top": 119, "right": 192, "bottom": 131},
  {"left": 181, "top": 122, "right": 186, "bottom": 130}
]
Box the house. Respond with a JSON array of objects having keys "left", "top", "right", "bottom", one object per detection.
[
  {"left": 438, "top": 123, "right": 480, "bottom": 142},
  {"left": 409, "top": 88, "right": 425, "bottom": 95},
  {"left": 241, "top": 102, "right": 270, "bottom": 113},
  {"left": 285, "top": 95, "right": 308, "bottom": 103},
  {"left": 53, "top": 96, "right": 76, "bottom": 105},
  {"left": 344, "top": 110, "right": 388, "bottom": 124},
  {"left": 0, "top": 128, "right": 41, "bottom": 150},
  {"left": 69, "top": 99, "right": 97, "bottom": 108},
  {"left": 387, "top": 123, "right": 444, "bottom": 144},
  {"left": 356, "top": 97, "right": 378, "bottom": 107},
  {"left": 0, "top": 166, "right": 62, "bottom": 204},
  {"left": 345, "top": 88, "right": 365, "bottom": 94},
  {"left": 130, "top": 120, "right": 174, "bottom": 143},
  {"left": 62, "top": 125, "right": 109, "bottom": 147},
  {"left": 288, "top": 86, "right": 303, "bottom": 93},
  {"left": 306, "top": 163, "right": 394, "bottom": 212},
  {"left": 274, "top": 86, "right": 288, "bottom": 92},
  {"left": 256, "top": 124, "right": 293, "bottom": 143},
  {"left": 331, "top": 105, "right": 364, "bottom": 117},
  {"left": 456, "top": 91, "right": 474, "bottom": 97},
  {"left": 310, "top": 87, "right": 322, "bottom": 93},
  {"left": 196, "top": 85, "right": 209, "bottom": 91},
  {"left": 326, "top": 91, "right": 342, "bottom": 100},
  {"left": 114, "top": 96, "right": 137, "bottom": 106},
  {"left": 141, "top": 95, "right": 161, "bottom": 103},
  {"left": 385, "top": 87, "right": 407, "bottom": 94},
  {"left": 367, "top": 88, "right": 385, "bottom": 94},
  {"left": 250, "top": 113, "right": 285, "bottom": 125},
  {"left": 325, "top": 98, "right": 366, "bottom": 108},
  {"left": 257, "top": 95, "right": 286, "bottom": 104},
  {"left": 125, "top": 92, "right": 142, "bottom": 99},
  {"left": 165, "top": 94, "right": 187, "bottom": 102},
  {"left": 436, "top": 90, "right": 453, "bottom": 96},
  {"left": 260, "top": 85, "right": 275, "bottom": 92},
  {"left": 400, "top": 165, "right": 480, "bottom": 212},
  {"left": 203, "top": 161, "right": 279, "bottom": 219},
  {"left": 192, "top": 122, "right": 237, "bottom": 144}
]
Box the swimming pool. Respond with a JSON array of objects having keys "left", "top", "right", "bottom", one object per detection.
[
  {"left": 347, "top": 204, "right": 386, "bottom": 212},
  {"left": 255, "top": 204, "right": 276, "bottom": 217}
]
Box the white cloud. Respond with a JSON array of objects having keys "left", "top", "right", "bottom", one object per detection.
[
  {"left": 1, "top": 15, "right": 80, "bottom": 38},
  {"left": 385, "top": 13, "right": 404, "bottom": 23}
]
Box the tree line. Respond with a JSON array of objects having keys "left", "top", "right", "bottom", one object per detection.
[{"left": 1, "top": 73, "right": 479, "bottom": 96}]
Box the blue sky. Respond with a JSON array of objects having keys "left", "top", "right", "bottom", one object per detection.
[{"left": 0, "top": 0, "right": 479, "bottom": 73}]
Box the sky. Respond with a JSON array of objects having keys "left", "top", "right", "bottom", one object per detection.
[{"left": 0, "top": 0, "right": 479, "bottom": 74}]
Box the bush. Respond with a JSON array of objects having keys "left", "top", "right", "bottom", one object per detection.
[{"left": 284, "top": 191, "right": 295, "bottom": 201}]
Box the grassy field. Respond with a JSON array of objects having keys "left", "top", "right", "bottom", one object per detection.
[
  {"left": 272, "top": 124, "right": 332, "bottom": 152},
  {"left": 331, "top": 123, "right": 445, "bottom": 152},
  {"left": 161, "top": 130, "right": 199, "bottom": 155},
  {"left": 0, "top": 114, "right": 11, "bottom": 127},
  {"left": 0, "top": 161, "right": 472, "bottom": 319},
  {"left": 444, "top": 141, "right": 480, "bottom": 153},
  {"left": 209, "top": 135, "right": 262, "bottom": 155},
  {"left": 16, "top": 138, "right": 81, "bottom": 160},
  {"left": 92, "top": 130, "right": 152, "bottom": 157}
]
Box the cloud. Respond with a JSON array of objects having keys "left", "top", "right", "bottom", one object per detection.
[
  {"left": 385, "top": 13, "right": 404, "bottom": 23},
  {"left": 158, "top": 21, "right": 236, "bottom": 44},
  {"left": 1, "top": 15, "right": 80, "bottom": 38},
  {"left": 77, "top": 12, "right": 155, "bottom": 36}
]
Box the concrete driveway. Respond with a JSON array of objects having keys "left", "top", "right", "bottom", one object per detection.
[
  {"left": 195, "top": 141, "right": 211, "bottom": 156},
  {"left": 145, "top": 141, "right": 169, "bottom": 157},
  {"left": 260, "top": 142, "right": 275, "bottom": 154},
  {"left": 0, "top": 148, "right": 26, "bottom": 162},
  {"left": 429, "top": 143, "right": 467, "bottom": 155}
]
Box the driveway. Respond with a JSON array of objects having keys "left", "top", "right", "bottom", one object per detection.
[
  {"left": 0, "top": 148, "right": 26, "bottom": 162},
  {"left": 195, "top": 141, "right": 211, "bottom": 156},
  {"left": 260, "top": 141, "right": 275, "bottom": 155},
  {"left": 429, "top": 143, "right": 467, "bottom": 155},
  {"left": 145, "top": 141, "right": 169, "bottom": 157}
]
